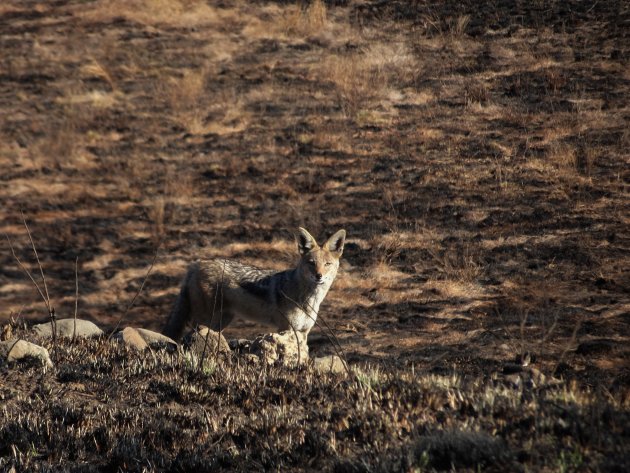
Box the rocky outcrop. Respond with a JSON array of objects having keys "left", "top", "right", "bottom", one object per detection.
[
  {"left": 1, "top": 320, "right": 350, "bottom": 373},
  {"left": 249, "top": 330, "right": 309, "bottom": 366}
]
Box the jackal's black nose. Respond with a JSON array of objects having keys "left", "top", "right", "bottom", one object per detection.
[{"left": 316, "top": 273, "right": 323, "bottom": 280}]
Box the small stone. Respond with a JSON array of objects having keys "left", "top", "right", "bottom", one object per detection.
[
  {"left": 135, "top": 328, "right": 177, "bottom": 351},
  {"left": 228, "top": 338, "right": 251, "bottom": 353},
  {"left": 312, "top": 355, "right": 347, "bottom": 375},
  {"left": 249, "top": 330, "right": 308, "bottom": 366},
  {"left": 183, "top": 326, "right": 231, "bottom": 357},
  {"left": 114, "top": 327, "right": 148, "bottom": 350},
  {"left": 0, "top": 339, "right": 53, "bottom": 367},
  {"left": 113, "top": 327, "right": 177, "bottom": 351},
  {"left": 33, "top": 319, "right": 103, "bottom": 339}
]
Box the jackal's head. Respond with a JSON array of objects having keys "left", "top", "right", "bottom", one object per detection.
[{"left": 297, "top": 227, "right": 346, "bottom": 286}]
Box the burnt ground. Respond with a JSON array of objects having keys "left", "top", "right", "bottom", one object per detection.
[{"left": 0, "top": 0, "right": 629, "bottom": 470}]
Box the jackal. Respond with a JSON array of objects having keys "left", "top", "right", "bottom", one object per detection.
[{"left": 162, "top": 227, "right": 346, "bottom": 340}]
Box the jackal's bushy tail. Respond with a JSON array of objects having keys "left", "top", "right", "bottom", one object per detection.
[{"left": 162, "top": 282, "right": 191, "bottom": 340}]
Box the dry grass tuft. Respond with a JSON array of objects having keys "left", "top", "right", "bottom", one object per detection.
[
  {"left": 27, "top": 106, "right": 95, "bottom": 171},
  {"left": 147, "top": 197, "right": 166, "bottom": 248},
  {"left": 280, "top": 0, "right": 329, "bottom": 38},
  {"left": 547, "top": 141, "right": 595, "bottom": 177},
  {"left": 320, "top": 53, "right": 385, "bottom": 118},
  {"left": 166, "top": 69, "right": 208, "bottom": 134},
  {"left": 79, "top": 60, "right": 117, "bottom": 91},
  {"left": 317, "top": 42, "right": 415, "bottom": 119},
  {"left": 429, "top": 244, "right": 483, "bottom": 284},
  {"left": 418, "top": 13, "right": 471, "bottom": 40}
]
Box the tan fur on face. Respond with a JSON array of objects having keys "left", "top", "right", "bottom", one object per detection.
[{"left": 297, "top": 228, "right": 345, "bottom": 286}]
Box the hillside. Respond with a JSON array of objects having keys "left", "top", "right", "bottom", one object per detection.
[{"left": 0, "top": 0, "right": 628, "bottom": 470}]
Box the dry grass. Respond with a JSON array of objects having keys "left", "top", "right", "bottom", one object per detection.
[
  {"left": 317, "top": 42, "right": 414, "bottom": 120},
  {"left": 279, "top": 0, "right": 329, "bottom": 38},
  {"left": 167, "top": 69, "right": 208, "bottom": 134},
  {"left": 88, "top": 0, "right": 220, "bottom": 27},
  {"left": 320, "top": 53, "right": 384, "bottom": 118},
  {"left": 146, "top": 196, "right": 166, "bottom": 248},
  {"left": 0, "top": 328, "right": 627, "bottom": 472}
]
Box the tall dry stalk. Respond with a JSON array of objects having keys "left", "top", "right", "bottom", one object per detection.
[{"left": 6, "top": 213, "right": 57, "bottom": 361}]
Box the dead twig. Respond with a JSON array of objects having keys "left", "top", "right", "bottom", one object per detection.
[
  {"left": 73, "top": 256, "right": 79, "bottom": 343},
  {"left": 100, "top": 243, "right": 161, "bottom": 351},
  {"left": 21, "top": 211, "right": 51, "bottom": 312},
  {"left": 553, "top": 314, "right": 584, "bottom": 375},
  {"left": 199, "top": 259, "right": 227, "bottom": 373},
  {"left": 6, "top": 213, "right": 57, "bottom": 361},
  {"left": 215, "top": 260, "right": 227, "bottom": 364},
  {"left": 5, "top": 234, "right": 49, "bottom": 311}
]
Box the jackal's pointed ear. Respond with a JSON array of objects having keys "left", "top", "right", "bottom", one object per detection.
[
  {"left": 324, "top": 229, "right": 346, "bottom": 256},
  {"left": 297, "top": 227, "right": 318, "bottom": 255}
]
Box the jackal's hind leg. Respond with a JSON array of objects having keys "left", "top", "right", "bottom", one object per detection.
[
  {"left": 208, "top": 309, "right": 236, "bottom": 333},
  {"left": 162, "top": 284, "right": 192, "bottom": 340}
]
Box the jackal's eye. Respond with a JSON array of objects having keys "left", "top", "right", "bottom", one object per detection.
[{"left": 324, "top": 262, "right": 332, "bottom": 267}]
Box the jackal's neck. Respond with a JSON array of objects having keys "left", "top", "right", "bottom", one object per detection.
[{"left": 281, "top": 268, "right": 331, "bottom": 315}]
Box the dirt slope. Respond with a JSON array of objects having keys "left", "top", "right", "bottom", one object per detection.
[{"left": 1, "top": 0, "right": 628, "bottom": 388}]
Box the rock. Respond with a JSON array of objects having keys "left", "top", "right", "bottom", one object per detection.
[
  {"left": 135, "top": 328, "right": 177, "bottom": 351},
  {"left": 0, "top": 339, "right": 53, "bottom": 367},
  {"left": 249, "top": 330, "right": 308, "bottom": 366},
  {"left": 312, "top": 355, "right": 347, "bottom": 375},
  {"left": 114, "top": 327, "right": 177, "bottom": 351},
  {"left": 33, "top": 318, "right": 103, "bottom": 339},
  {"left": 114, "top": 327, "right": 148, "bottom": 350},
  {"left": 183, "top": 326, "right": 231, "bottom": 357},
  {"left": 228, "top": 338, "right": 252, "bottom": 353}
]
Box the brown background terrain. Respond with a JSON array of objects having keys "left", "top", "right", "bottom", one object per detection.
[
  {"left": 1, "top": 0, "right": 628, "bottom": 389},
  {"left": 1, "top": 1, "right": 630, "bottom": 471}
]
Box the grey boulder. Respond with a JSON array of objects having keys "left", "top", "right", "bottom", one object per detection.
[
  {"left": 0, "top": 339, "right": 53, "bottom": 367},
  {"left": 33, "top": 319, "right": 103, "bottom": 339}
]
